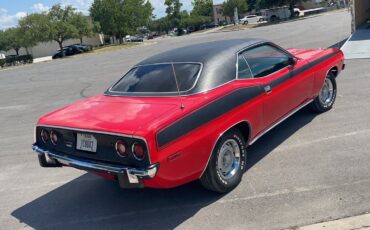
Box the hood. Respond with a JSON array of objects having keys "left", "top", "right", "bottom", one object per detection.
[{"left": 38, "top": 95, "right": 178, "bottom": 135}]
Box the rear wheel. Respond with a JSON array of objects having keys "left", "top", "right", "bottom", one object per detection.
[
  {"left": 311, "top": 72, "right": 337, "bottom": 113},
  {"left": 271, "top": 15, "right": 278, "bottom": 22},
  {"left": 200, "top": 129, "right": 247, "bottom": 193}
]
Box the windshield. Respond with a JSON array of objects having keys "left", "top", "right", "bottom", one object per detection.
[{"left": 108, "top": 63, "right": 201, "bottom": 95}]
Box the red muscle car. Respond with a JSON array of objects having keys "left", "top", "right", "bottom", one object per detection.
[{"left": 33, "top": 39, "right": 345, "bottom": 193}]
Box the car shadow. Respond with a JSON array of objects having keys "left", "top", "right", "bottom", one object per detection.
[
  {"left": 246, "top": 107, "right": 317, "bottom": 171},
  {"left": 328, "top": 37, "right": 349, "bottom": 49},
  {"left": 11, "top": 108, "right": 317, "bottom": 230}
]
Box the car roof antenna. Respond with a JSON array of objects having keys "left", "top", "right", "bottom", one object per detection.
[{"left": 171, "top": 63, "right": 185, "bottom": 110}]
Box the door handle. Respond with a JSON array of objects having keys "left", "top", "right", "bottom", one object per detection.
[{"left": 264, "top": 85, "right": 272, "bottom": 94}]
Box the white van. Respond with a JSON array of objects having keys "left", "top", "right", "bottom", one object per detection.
[{"left": 261, "top": 6, "right": 301, "bottom": 22}]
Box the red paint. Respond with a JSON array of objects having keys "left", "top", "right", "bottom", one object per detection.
[{"left": 37, "top": 48, "right": 344, "bottom": 189}]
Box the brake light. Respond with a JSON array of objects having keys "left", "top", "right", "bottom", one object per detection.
[
  {"left": 50, "top": 131, "right": 58, "bottom": 145},
  {"left": 132, "top": 142, "right": 145, "bottom": 161},
  {"left": 41, "top": 129, "right": 49, "bottom": 143},
  {"left": 115, "top": 140, "right": 128, "bottom": 158}
]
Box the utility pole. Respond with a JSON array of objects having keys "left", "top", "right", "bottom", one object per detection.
[{"left": 234, "top": 7, "right": 239, "bottom": 25}]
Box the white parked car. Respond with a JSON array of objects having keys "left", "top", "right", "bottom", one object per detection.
[{"left": 239, "top": 15, "right": 264, "bottom": 25}]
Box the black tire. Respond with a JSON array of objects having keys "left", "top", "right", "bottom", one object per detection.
[
  {"left": 38, "top": 154, "right": 50, "bottom": 167},
  {"left": 311, "top": 72, "right": 337, "bottom": 113},
  {"left": 271, "top": 15, "right": 278, "bottom": 22},
  {"left": 244, "top": 21, "right": 249, "bottom": 25},
  {"left": 200, "top": 128, "right": 247, "bottom": 193}
]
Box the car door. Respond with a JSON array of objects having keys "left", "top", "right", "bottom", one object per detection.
[
  {"left": 248, "top": 15, "right": 257, "bottom": 23},
  {"left": 239, "top": 44, "right": 313, "bottom": 128}
]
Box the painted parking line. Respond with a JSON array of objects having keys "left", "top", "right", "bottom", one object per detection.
[
  {"left": 298, "top": 213, "right": 370, "bottom": 230},
  {"left": 276, "top": 129, "right": 370, "bottom": 152}
]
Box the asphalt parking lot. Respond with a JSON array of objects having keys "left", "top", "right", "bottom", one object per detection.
[{"left": 1, "top": 10, "right": 370, "bottom": 230}]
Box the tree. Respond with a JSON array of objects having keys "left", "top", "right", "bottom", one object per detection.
[
  {"left": 165, "top": 0, "right": 183, "bottom": 34},
  {"left": 183, "top": 14, "right": 211, "bottom": 30},
  {"left": 0, "top": 30, "right": 10, "bottom": 52},
  {"left": 3, "top": 28, "right": 25, "bottom": 56},
  {"left": 191, "top": 0, "right": 213, "bottom": 17},
  {"left": 122, "top": 0, "right": 153, "bottom": 35},
  {"left": 222, "top": 0, "right": 248, "bottom": 20},
  {"left": 47, "top": 4, "right": 79, "bottom": 54},
  {"left": 71, "top": 13, "right": 94, "bottom": 44},
  {"left": 149, "top": 17, "right": 171, "bottom": 34},
  {"left": 90, "top": 0, "right": 153, "bottom": 43},
  {"left": 247, "top": 0, "right": 257, "bottom": 10},
  {"left": 90, "top": 0, "right": 122, "bottom": 42},
  {"left": 18, "top": 13, "right": 50, "bottom": 53}
]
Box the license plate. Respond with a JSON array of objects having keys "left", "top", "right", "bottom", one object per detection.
[{"left": 76, "top": 133, "right": 97, "bottom": 153}]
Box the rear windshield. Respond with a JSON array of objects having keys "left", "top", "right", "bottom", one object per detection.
[{"left": 109, "top": 63, "right": 201, "bottom": 94}]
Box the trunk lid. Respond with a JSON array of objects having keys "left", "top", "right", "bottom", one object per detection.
[
  {"left": 38, "top": 95, "right": 179, "bottom": 135},
  {"left": 287, "top": 48, "right": 331, "bottom": 62}
]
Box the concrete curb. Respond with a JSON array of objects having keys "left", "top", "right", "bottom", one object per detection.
[{"left": 297, "top": 213, "right": 370, "bottom": 230}]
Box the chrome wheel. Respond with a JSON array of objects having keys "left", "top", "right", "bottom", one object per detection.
[
  {"left": 217, "top": 139, "right": 241, "bottom": 180},
  {"left": 319, "top": 78, "right": 334, "bottom": 106}
]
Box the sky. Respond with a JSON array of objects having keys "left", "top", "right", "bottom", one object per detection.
[{"left": 0, "top": 0, "right": 224, "bottom": 30}]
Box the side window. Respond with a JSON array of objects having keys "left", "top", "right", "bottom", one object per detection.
[
  {"left": 238, "top": 55, "right": 253, "bottom": 79},
  {"left": 239, "top": 45, "right": 290, "bottom": 78}
]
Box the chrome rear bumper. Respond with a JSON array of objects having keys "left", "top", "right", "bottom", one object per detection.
[{"left": 32, "top": 145, "right": 159, "bottom": 187}]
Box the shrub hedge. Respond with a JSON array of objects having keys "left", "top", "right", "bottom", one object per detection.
[{"left": 0, "top": 54, "right": 33, "bottom": 68}]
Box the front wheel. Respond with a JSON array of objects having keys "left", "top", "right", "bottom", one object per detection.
[
  {"left": 311, "top": 72, "right": 337, "bottom": 113},
  {"left": 200, "top": 129, "right": 247, "bottom": 193}
]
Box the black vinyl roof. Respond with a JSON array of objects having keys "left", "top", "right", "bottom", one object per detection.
[
  {"left": 138, "top": 39, "right": 265, "bottom": 66},
  {"left": 138, "top": 39, "right": 267, "bottom": 95},
  {"left": 110, "top": 39, "right": 267, "bottom": 96}
]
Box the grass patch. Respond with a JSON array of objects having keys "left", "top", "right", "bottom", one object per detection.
[
  {"left": 90, "top": 43, "right": 142, "bottom": 54},
  {"left": 217, "top": 23, "right": 258, "bottom": 32},
  {"left": 68, "top": 42, "right": 146, "bottom": 59}
]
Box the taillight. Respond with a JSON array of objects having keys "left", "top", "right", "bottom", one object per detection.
[
  {"left": 132, "top": 142, "right": 145, "bottom": 161},
  {"left": 40, "top": 129, "right": 49, "bottom": 143},
  {"left": 115, "top": 140, "right": 128, "bottom": 158},
  {"left": 50, "top": 130, "right": 58, "bottom": 145}
]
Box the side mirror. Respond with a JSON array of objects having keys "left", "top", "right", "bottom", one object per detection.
[{"left": 287, "top": 57, "right": 296, "bottom": 66}]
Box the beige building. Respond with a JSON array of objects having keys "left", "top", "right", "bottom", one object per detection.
[
  {"left": 351, "top": 0, "right": 370, "bottom": 31},
  {"left": 213, "top": 4, "right": 232, "bottom": 25}
]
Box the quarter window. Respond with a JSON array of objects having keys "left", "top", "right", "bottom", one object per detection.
[
  {"left": 238, "top": 55, "right": 253, "bottom": 79},
  {"left": 239, "top": 45, "right": 291, "bottom": 78}
]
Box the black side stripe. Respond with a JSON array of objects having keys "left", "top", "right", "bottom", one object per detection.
[
  {"left": 157, "top": 87, "right": 263, "bottom": 147},
  {"left": 269, "top": 51, "right": 340, "bottom": 89},
  {"left": 157, "top": 51, "right": 341, "bottom": 148}
]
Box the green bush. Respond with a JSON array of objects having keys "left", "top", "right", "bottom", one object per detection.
[
  {"left": 5, "top": 56, "right": 17, "bottom": 66},
  {"left": 0, "top": 59, "right": 5, "bottom": 68},
  {"left": 18, "top": 54, "right": 33, "bottom": 64},
  {"left": 3, "top": 54, "right": 33, "bottom": 67}
]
